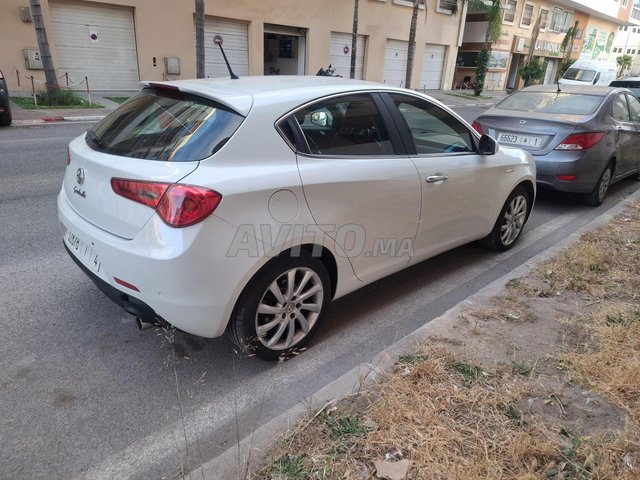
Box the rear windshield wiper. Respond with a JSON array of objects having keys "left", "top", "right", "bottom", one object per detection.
[{"left": 85, "top": 129, "right": 105, "bottom": 149}]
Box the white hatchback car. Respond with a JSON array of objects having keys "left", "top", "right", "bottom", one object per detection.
[{"left": 58, "top": 76, "right": 536, "bottom": 359}]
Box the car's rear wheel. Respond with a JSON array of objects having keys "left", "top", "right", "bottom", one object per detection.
[
  {"left": 583, "top": 162, "right": 612, "bottom": 206},
  {"left": 227, "top": 254, "right": 330, "bottom": 360},
  {"left": 481, "top": 185, "right": 530, "bottom": 252}
]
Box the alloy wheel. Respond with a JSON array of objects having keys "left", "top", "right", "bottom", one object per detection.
[
  {"left": 500, "top": 194, "right": 528, "bottom": 246},
  {"left": 255, "top": 267, "right": 324, "bottom": 350},
  {"left": 598, "top": 167, "right": 612, "bottom": 203}
]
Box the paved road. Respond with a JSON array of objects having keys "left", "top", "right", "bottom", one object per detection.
[{"left": 1, "top": 113, "right": 638, "bottom": 480}]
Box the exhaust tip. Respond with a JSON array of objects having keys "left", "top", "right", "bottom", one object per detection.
[{"left": 135, "top": 317, "right": 155, "bottom": 331}]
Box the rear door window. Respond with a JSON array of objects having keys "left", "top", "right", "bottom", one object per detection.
[
  {"left": 612, "top": 94, "right": 630, "bottom": 122},
  {"left": 292, "top": 94, "right": 396, "bottom": 156},
  {"left": 86, "top": 88, "right": 244, "bottom": 161}
]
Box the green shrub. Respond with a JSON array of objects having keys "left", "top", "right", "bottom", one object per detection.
[
  {"left": 519, "top": 59, "right": 546, "bottom": 87},
  {"left": 36, "top": 88, "right": 89, "bottom": 106}
]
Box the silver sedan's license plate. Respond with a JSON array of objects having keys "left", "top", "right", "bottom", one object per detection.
[
  {"left": 66, "top": 230, "right": 101, "bottom": 273},
  {"left": 497, "top": 132, "right": 542, "bottom": 147}
]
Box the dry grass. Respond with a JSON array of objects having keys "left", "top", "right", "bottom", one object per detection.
[{"left": 257, "top": 202, "right": 640, "bottom": 480}]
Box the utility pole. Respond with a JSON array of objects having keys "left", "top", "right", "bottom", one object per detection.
[{"left": 29, "top": 0, "right": 59, "bottom": 94}]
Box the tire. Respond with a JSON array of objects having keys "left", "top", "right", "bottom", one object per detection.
[
  {"left": 481, "top": 186, "right": 530, "bottom": 252},
  {"left": 583, "top": 162, "right": 613, "bottom": 206},
  {"left": 0, "top": 109, "right": 11, "bottom": 127},
  {"left": 227, "top": 254, "right": 331, "bottom": 361}
]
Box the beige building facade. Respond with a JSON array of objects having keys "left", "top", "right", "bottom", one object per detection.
[
  {"left": 0, "top": 0, "right": 467, "bottom": 92},
  {"left": 456, "top": 0, "right": 624, "bottom": 92}
]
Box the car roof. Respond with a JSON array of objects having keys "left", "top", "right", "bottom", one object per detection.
[
  {"left": 139, "top": 76, "right": 409, "bottom": 116},
  {"left": 611, "top": 77, "right": 640, "bottom": 83},
  {"left": 519, "top": 84, "right": 615, "bottom": 96}
]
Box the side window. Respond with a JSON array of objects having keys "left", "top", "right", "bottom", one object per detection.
[
  {"left": 390, "top": 94, "right": 475, "bottom": 154},
  {"left": 612, "top": 94, "right": 630, "bottom": 122},
  {"left": 626, "top": 94, "right": 640, "bottom": 122},
  {"left": 293, "top": 94, "right": 395, "bottom": 156}
]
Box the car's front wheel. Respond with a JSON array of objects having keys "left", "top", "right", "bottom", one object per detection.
[
  {"left": 481, "top": 185, "right": 530, "bottom": 252},
  {"left": 227, "top": 254, "right": 330, "bottom": 360},
  {"left": 583, "top": 162, "right": 613, "bottom": 206}
]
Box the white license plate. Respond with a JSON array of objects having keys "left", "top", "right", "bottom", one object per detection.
[
  {"left": 66, "top": 230, "right": 101, "bottom": 273},
  {"left": 497, "top": 132, "right": 542, "bottom": 147}
]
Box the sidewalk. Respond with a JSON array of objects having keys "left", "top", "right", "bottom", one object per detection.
[
  {"left": 9, "top": 93, "right": 121, "bottom": 125},
  {"left": 8, "top": 88, "right": 507, "bottom": 126}
]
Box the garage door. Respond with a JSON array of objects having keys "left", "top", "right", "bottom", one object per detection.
[
  {"left": 203, "top": 17, "right": 249, "bottom": 78},
  {"left": 49, "top": 2, "right": 139, "bottom": 90},
  {"left": 383, "top": 39, "right": 408, "bottom": 87},
  {"left": 330, "top": 32, "right": 365, "bottom": 79},
  {"left": 420, "top": 43, "right": 446, "bottom": 90}
]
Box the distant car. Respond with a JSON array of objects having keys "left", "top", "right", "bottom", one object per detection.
[
  {"left": 559, "top": 60, "right": 617, "bottom": 87},
  {"left": 58, "top": 76, "right": 535, "bottom": 359},
  {"left": 0, "top": 69, "right": 12, "bottom": 127},
  {"left": 473, "top": 85, "right": 640, "bottom": 206},
  {"left": 610, "top": 77, "right": 640, "bottom": 97}
]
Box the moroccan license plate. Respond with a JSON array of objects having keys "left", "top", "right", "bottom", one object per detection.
[
  {"left": 66, "top": 229, "right": 101, "bottom": 273},
  {"left": 497, "top": 132, "right": 542, "bottom": 147}
]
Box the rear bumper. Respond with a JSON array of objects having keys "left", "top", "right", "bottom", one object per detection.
[
  {"left": 63, "top": 241, "right": 162, "bottom": 325},
  {"left": 533, "top": 148, "right": 608, "bottom": 193}
]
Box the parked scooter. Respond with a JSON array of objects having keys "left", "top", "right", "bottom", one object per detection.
[{"left": 316, "top": 64, "right": 342, "bottom": 77}]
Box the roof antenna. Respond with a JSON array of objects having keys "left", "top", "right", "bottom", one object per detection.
[{"left": 214, "top": 34, "right": 239, "bottom": 80}]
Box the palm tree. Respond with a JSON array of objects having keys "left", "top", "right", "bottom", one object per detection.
[
  {"left": 405, "top": 0, "right": 421, "bottom": 89},
  {"left": 195, "top": 0, "right": 205, "bottom": 78},
  {"left": 617, "top": 54, "right": 633, "bottom": 77},
  {"left": 29, "top": 0, "right": 59, "bottom": 94},
  {"left": 350, "top": 0, "right": 359, "bottom": 79}
]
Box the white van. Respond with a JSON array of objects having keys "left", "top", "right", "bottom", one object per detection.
[{"left": 559, "top": 60, "right": 617, "bottom": 87}]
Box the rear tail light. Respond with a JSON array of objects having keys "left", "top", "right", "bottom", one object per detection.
[
  {"left": 111, "top": 178, "right": 222, "bottom": 228},
  {"left": 555, "top": 132, "right": 604, "bottom": 151},
  {"left": 471, "top": 121, "right": 483, "bottom": 135}
]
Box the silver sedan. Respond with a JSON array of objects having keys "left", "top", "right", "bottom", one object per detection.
[{"left": 473, "top": 85, "right": 640, "bottom": 205}]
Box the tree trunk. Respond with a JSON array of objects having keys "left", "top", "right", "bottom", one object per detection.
[
  {"left": 526, "top": 14, "right": 541, "bottom": 65},
  {"left": 195, "top": 0, "right": 205, "bottom": 78},
  {"left": 29, "top": 0, "right": 59, "bottom": 93},
  {"left": 350, "top": 0, "right": 359, "bottom": 79},
  {"left": 405, "top": 0, "right": 420, "bottom": 89}
]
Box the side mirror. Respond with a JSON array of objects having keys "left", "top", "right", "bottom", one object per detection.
[{"left": 478, "top": 134, "right": 498, "bottom": 155}]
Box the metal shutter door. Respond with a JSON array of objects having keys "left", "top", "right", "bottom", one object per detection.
[
  {"left": 420, "top": 43, "right": 446, "bottom": 90},
  {"left": 49, "top": 2, "right": 139, "bottom": 90},
  {"left": 383, "top": 39, "right": 408, "bottom": 87},
  {"left": 203, "top": 18, "right": 249, "bottom": 78},
  {"left": 330, "top": 32, "right": 365, "bottom": 79}
]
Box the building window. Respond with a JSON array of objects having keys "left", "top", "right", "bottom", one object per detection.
[
  {"left": 633, "top": 0, "right": 640, "bottom": 21},
  {"left": 437, "top": 0, "right": 457, "bottom": 14},
  {"left": 393, "top": 0, "right": 425, "bottom": 8},
  {"left": 539, "top": 8, "right": 549, "bottom": 30},
  {"left": 503, "top": 0, "right": 518, "bottom": 24},
  {"left": 549, "top": 6, "right": 572, "bottom": 33},
  {"left": 520, "top": 2, "right": 534, "bottom": 27}
]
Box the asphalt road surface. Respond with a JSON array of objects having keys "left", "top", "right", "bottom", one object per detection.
[{"left": 1, "top": 112, "right": 638, "bottom": 480}]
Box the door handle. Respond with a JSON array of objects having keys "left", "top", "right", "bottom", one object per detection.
[{"left": 425, "top": 174, "right": 449, "bottom": 183}]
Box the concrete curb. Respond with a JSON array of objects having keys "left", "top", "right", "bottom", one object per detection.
[
  {"left": 191, "top": 189, "right": 640, "bottom": 480},
  {"left": 12, "top": 115, "right": 105, "bottom": 126}
]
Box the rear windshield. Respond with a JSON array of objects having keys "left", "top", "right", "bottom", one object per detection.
[
  {"left": 86, "top": 88, "right": 244, "bottom": 161},
  {"left": 495, "top": 92, "right": 603, "bottom": 115},
  {"left": 563, "top": 68, "right": 596, "bottom": 82}
]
